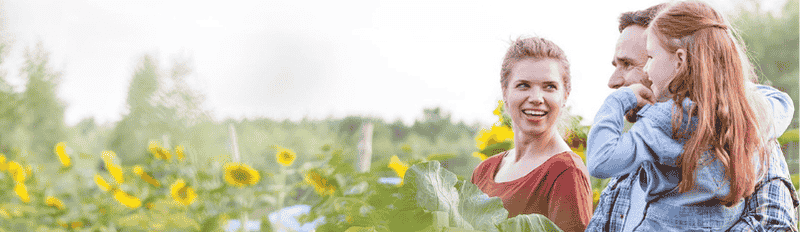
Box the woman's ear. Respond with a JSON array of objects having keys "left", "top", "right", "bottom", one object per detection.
[{"left": 675, "top": 48, "right": 687, "bottom": 68}]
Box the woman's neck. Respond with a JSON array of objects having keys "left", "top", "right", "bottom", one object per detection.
[{"left": 511, "top": 129, "right": 569, "bottom": 162}]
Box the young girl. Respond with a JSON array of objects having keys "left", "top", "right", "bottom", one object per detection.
[{"left": 587, "top": 1, "right": 794, "bottom": 231}]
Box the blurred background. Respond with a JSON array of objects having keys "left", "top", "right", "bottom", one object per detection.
[
  {"left": 1, "top": 0, "right": 795, "bottom": 175},
  {"left": 0, "top": 0, "right": 795, "bottom": 231}
]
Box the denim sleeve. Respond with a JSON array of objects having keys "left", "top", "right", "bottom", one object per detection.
[
  {"left": 587, "top": 88, "right": 680, "bottom": 179},
  {"left": 757, "top": 84, "right": 795, "bottom": 138},
  {"left": 728, "top": 85, "right": 798, "bottom": 232}
]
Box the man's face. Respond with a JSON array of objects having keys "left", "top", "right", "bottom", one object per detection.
[{"left": 609, "top": 25, "right": 652, "bottom": 89}]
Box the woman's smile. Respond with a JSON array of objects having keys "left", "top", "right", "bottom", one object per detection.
[{"left": 503, "top": 58, "right": 567, "bottom": 137}]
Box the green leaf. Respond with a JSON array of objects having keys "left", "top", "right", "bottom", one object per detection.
[
  {"left": 496, "top": 214, "right": 563, "bottom": 232},
  {"left": 426, "top": 153, "right": 457, "bottom": 161},
  {"left": 778, "top": 128, "right": 799, "bottom": 145},
  {"left": 480, "top": 142, "right": 513, "bottom": 157},
  {"left": 345, "top": 226, "right": 378, "bottom": 232},
  {"left": 345, "top": 181, "right": 369, "bottom": 196},
  {"left": 456, "top": 180, "right": 508, "bottom": 232},
  {"left": 404, "top": 161, "right": 471, "bottom": 229}
]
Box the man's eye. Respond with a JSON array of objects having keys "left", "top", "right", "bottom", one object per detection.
[{"left": 516, "top": 83, "right": 529, "bottom": 88}]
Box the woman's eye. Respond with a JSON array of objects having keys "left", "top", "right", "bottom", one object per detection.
[
  {"left": 546, "top": 85, "right": 557, "bottom": 89},
  {"left": 516, "top": 83, "right": 529, "bottom": 88}
]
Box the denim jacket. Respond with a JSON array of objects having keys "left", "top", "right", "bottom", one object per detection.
[{"left": 586, "top": 85, "right": 798, "bottom": 231}]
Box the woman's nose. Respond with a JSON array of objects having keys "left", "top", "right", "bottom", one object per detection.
[{"left": 528, "top": 89, "right": 544, "bottom": 104}]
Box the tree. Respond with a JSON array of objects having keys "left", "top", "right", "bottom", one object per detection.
[
  {"left": 412, "top": 107, "right": 451, "bottom": 143},
  {"left": 733, "top": 0, "right": 799, "bottom": 127},
  {"left": 17, "top": 42, "right": 66, "bottom": 163},
  {"left": 108, "top": 54, "right": 209, "bottom": 164}
]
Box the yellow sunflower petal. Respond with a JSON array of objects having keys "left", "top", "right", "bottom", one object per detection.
[
  {"left": 223, "top": 162, "right": 260, "bottom": 187},
  {"left": 8, "top": 161, "right": 25, "bottom": 183},
  {"left": 0, "top": 154, "right": 7, "bottom": 171},
  {"left": 304, "top": 170, "right": 336, "bottom": 196},
  {"left": 388, "top": 155, "right": 409, "bottom": 180},
  {"left": 14, "top": 183, "right": 30, "bottom": 203},
  {"left": 107, "top": 163, "right": 124, "bottom": 184},
  {"left": 134, "top": 165, "right": 160, "bottom": 187},
  {"left": 55, "top": 142, "right": 71, "bottom": 167},
  {"left": 113, "top": 189, "right": 141, "bottom": 209},
  {"left": 170, "top": 179, "right": 197, "bottom": 205},
  {"left": 175, "top": 145, "right": 185, "bottom": 161},
  {"left": 46, "top": 196, "right": 65, "bottom": 210},
  {"left": 101, "top": 151, "right": 116, "bottom": 164},
  {"left": 276, "top": 147, "right": 296, "bottom": 167},
  {"left": 472, "top": 152, "right": 488, "bottom": 161},
  {"left": 148, "top": 141, "right": 160, "bottom": 156},
  {"left": 94, "top": 175, "right": 110, "bottom": 192}
]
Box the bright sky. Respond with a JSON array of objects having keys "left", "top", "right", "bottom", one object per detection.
[{"left": 1, "top": 0, "right": 787, "bottom": 127}]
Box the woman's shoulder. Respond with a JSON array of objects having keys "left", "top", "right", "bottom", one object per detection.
[
  {"left": 546, "top": 151, "right": 591, "bottom": 182},
  {"left": 471, "top": 151, "right": 506, "bottom": 182}
]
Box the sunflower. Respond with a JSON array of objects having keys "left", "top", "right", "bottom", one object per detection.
[
  {"left": 472, "top": 152, "right": 488, "bottom": 161},
  {"left": 7, "top": 161, "right": 25, "bottom": 183},
  {"left": 593, "top": 189, "right": 601, "bottom": 205},
  {"left": 94, "top": 174, "right": 111, "bottom": 192},
  {"left": 101, "top": 150, "right": 115, "bottom": 163},
  {"left": 475, "top": 125, "right": 514, "bottom": 151},
  {"left": 24, "top": 165, "right": 32, "bottom": 178},
  {"left": 275, "top": 147, "right": 296, "bottom": 167},
  {"left": 46, "top": 196, "right": 65, "bottom": 210},
  {"left": 493, "top": 100, "right": 504, "bottom": 116},
  {"left": 133, "top": 165, "right": 160, "bottom": 187},
  {"left": 304, "top": 170, "right": 336, "bottom": 196},
  {"left": 149, "top": 141, "right": 160, "bottom": 154},
  {"left": 388, "top": 155, "right": 409, "bottom": 180},
  {"left": 170, "top": 179, "right": 197, "bottom": 206},
  {"left": 70, "top": 221, "right": 84, "bottom": 229},
  {"left": 54, "top": 142, "right": 71, "bottom": 167},
  {"left": 113, "top": 189, "right": 141, "bottom": 209},
  {"left": 0, "top": 154, "right": 7, "bottom": 171},
  {"left": 157, "top": 148, "right": 171, "bottom": 160},
  {"left": 571, "top": 145, "right": 586, "bottom": 163},
  {"left": 223, "top": 162, "right": 260, "bottom": 187},
  {"left": 175, "top": 145, "right": 185, "bottom": 161},
  {"left": 149, "top": 142, "right": 171, "bottom": 160},
  {"left": 14, "top": 183, "right": 30, "bottom": 203},
  {"left": 106, "top": 162, "right": 124, "bottom": 184}
]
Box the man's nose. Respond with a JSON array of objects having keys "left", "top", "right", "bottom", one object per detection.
[{"left": 608, "top": 69, "right": 624, "bottom": 89}]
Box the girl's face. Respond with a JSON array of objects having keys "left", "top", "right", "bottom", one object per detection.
[
  {"left": 643, "top": 29, "right": 681, "bottom": 101},
  {"left": 503, "top": 58, "right": 567, "bottom": 137}
]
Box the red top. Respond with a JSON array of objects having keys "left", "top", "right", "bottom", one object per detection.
[{"left": 471, "top": 150, "right": 593, "bottom": 232}]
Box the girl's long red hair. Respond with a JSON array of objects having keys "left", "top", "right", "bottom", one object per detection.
[{"left": 650, "top": 1, "right": 767, "bottom": 206}]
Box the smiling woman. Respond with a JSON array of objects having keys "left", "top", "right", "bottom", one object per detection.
[{"left": 471, "top": 37, "right": 593, "bottom": 232}]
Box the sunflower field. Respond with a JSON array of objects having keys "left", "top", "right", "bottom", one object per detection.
[{"left": 0, "top": 92, "right": 797, "bottom": 231}]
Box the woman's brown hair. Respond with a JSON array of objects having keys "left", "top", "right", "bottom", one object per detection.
[{"left": 650, "top": 1, "right": 767, "bottom": 206}]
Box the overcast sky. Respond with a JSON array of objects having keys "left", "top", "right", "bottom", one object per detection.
[{"left": 0, "top": 0, "right": 788, "bottom": 127}]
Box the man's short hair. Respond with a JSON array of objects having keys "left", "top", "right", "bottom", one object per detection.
[{"left": 618, "top": 3, "right": 668, "bottom": 32}]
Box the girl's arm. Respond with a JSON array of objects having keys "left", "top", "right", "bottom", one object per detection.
[{"left": 587, "top": 87, "right": 682, "bottom": 179}]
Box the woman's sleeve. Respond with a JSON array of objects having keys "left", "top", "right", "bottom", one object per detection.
[
  {"left": 756, "top": 84, "right": 795, "bottom": 138},
  {"left": 587, "top": 88, "right": 680, "bottom": 179},
  {"left": 547, "top": 167, "right": 593, "bottom": 232}
]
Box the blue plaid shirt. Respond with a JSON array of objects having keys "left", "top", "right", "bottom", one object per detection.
[{"left": 586, "top": 85, "right": 798, "bottom": 231}]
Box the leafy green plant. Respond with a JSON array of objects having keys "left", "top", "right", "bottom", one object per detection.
[{"left": 303, "top": 160, "right": 562, "bottom": 232}]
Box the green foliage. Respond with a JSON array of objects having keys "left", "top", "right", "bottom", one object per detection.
[
  {"left": 18, "top": 42, "right": 66, "bottom": 164},
  {"left": 778, "top": 129, "right": 799, "bottom": 145},
  {"left": 496, "top": 214, "right": 563, "bottom": 232},
  {"left": 733, "top": 0, "right": 799, "bottom": 127},
  {"left": 303, "top": 160, "right": 560, "bottom": 232}
]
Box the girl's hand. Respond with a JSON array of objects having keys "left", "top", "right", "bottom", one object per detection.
[{"left": 628, "top": 83, "right": 655, "bottom": 108}]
